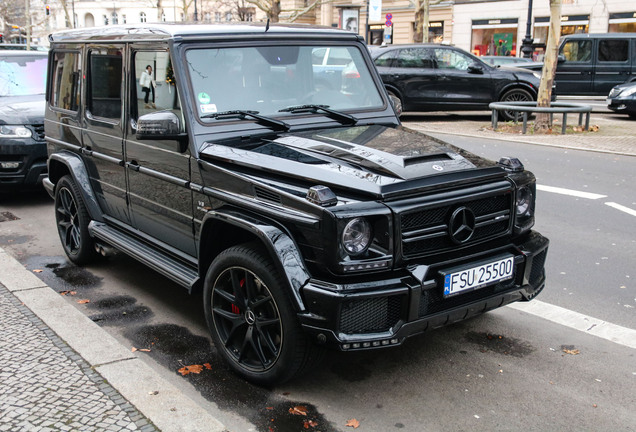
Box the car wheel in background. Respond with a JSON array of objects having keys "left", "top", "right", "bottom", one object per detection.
[
  {"left": 387, "top": 90, "right": 403, "bottom": 116},
  {"left": 54, "top": 175, "right": 99, "bottom": 265},
  {"left": 499, "top": 88, "right": 533, "bottom": 121}
]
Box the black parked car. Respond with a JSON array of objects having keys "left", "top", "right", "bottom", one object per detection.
[
  {"left": 607, "top": 81, "right": 636, "bottom": 119},
  {"left": 44, "top": 24, "right": 548, "bottom": 385},
  {"left": 369, "top": 44, "right": 546, "bottom": 120},
  {"left": 0, "top": 50, "right": 48, "bottom": 190}
]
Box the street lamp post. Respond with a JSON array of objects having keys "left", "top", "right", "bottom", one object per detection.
[
  {"left": 520, "top": 0, "right": 534, "bottom": 58},
  {"left": 194, "top": 0, "right": 198, "bottom": 21}
]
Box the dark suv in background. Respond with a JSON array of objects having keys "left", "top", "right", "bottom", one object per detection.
[
  {"left": 44, "top": 24, "right": 548, "bottom": 385},
  {"left": 370, "top": 44, "right": 546, "bottom": 119},
  {"left": 0, "top": 50, "right": 48, "bottom": 190}
]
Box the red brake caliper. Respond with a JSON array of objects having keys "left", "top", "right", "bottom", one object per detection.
[{"left": 231, "top": 278, "right": 245, "bottom": 314}]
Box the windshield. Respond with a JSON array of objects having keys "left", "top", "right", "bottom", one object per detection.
[
  {"left": 185, "top": 44, "right": 384, "bottom": 118},
  {"left": 0, "top": 55, "right": 47, "bottom": 97}
]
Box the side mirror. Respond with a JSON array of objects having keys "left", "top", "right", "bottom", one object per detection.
[
  {"left": 467, "top": 64, "right": 483, "bottom": 74},
  {"left": 136, "top": 111, "right": 188, "bottom": 152},
  {"left": 557, "top": 54, "right": 566, "bottom": 63}
]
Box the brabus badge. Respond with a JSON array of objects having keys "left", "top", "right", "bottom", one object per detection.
[{"left": 432, "top": 165, "right": 444, "bottom": 171}]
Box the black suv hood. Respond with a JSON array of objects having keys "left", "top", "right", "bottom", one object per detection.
[
  {"left": 201, "top": 125, "right": 506, "bottom": 198},
  {"left": 0, "top": 95, "right": 45, "bottom": 125}
]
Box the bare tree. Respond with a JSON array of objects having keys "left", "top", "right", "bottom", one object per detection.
[
  {"left": 534, "top": 0, "right": 562, "bottom": 132},
  {"left": 242, "top": 0, "right": 333, "bottom": 23},
  {"left": 414, "top": 0, "right": 443, "bottom": 43}
]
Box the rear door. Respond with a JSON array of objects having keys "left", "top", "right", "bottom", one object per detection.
[
  {"left": 389, "top": 47, "right": 438, "bottom": 108},
  {"left": 82, "top": 45, "right": 131, "bottom": 224},
  {"left": 593, "top": 37, "right": 631, "bottom": 95},
  {"left": 556, "top": 39, "right": 593, "bottom": 94},
  {"left": 124, "top": 47, "right": 195, "bottom": 256}
]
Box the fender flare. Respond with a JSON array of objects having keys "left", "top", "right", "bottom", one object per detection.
[
  {"left": 200, "top": 209, "right": 312, "bottom": 311},
  {"left": 48, "top": 151, "right": 104, "bottom": 222}
]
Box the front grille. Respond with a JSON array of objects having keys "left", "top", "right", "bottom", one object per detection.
[
  {"left": 400, "top": 192, "right": 512, "bottom": 258},
  {"left": 339, "top": 295, "right": 403, "bottom": 334},
  {"left": 32, "top": 124, "right": 45, "bottom": 141}
]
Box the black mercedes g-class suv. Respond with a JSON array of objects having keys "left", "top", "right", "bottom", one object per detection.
[{"left": 44, "top": 24, "right": 548, "bottom": 385}]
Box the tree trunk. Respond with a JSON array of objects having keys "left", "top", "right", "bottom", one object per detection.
[
  {"left": 269, "top": 0, "right": 281, "bottom": 23},
  {"left": 534, "top": 0, "right": 562, "bottom": 131}
]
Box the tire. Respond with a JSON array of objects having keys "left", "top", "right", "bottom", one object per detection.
[
  {"left": 387, "top": 90, "right": 403, "bottom": 116},
  {"left": 499, "top": 88, "right": 533, "bottom": 121},
  {"left": 203, "top": 243, "right": 322, "bottom": 385},
  {"left": 54, "top": 175, "right": 99, "bottom": 265}
]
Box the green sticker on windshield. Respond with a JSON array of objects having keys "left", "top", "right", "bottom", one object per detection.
[{"left": 198, "top": 92, "right": 211, "bottom": 104}]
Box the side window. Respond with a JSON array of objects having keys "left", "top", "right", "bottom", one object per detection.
[
  {"left": 87, "top": 48, "right": 123, "bottom": 120},
  {"left": 374, "top": 51, "right": 395, "bottom": 67},
  {"left": 434, "top": 49, "right": 471, "bottom": 71},
  {"left": 560, "top": 40, "right": 592, "bottom": 62},
  {"left": 598, "top": 39, "right": 628, "bottom": 62},
  {"left": 395, "top": 48, "right": 434, "bottom": 68},
  {"left": 134, "top": 51, "right": 182, "bottom": 124},
  {"left": 51, "top": 51, "right": 81, "bottom": 111}
]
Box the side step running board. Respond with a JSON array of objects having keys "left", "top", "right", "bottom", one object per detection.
[{"left": 88, "top": 221, "right": 199, "bottom": 290}]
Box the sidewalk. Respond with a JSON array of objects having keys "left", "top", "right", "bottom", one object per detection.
[
  {"left": 0, "top": 248, "right": 226, "bottom": 432},
  {"left": 404, "top": 111, "right": 636, "bottom": 157}
]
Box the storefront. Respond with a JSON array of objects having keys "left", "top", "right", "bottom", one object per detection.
[
  {"left": 608, "top": 12, "right": 636, "bottom": 33},
  {"left": 471, "top": 18, "right": 519, "bottom": 57}
]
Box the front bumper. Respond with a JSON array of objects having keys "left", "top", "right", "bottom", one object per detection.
[
  {"left": 298, "top": 231, "right": 548, "bottom": 350},
  {"left": 0, "top": 138, "right": 47, "bottom": 189},
  {"left": 607, "top": 98, "right": 636, "bottom": 116}
]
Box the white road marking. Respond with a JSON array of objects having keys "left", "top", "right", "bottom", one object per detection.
[
  {"left": 508, "top": 300, "right": 636, "bottom": 349},
  {"left": 605, "top": 202, "right": 636, "bottom": 218},
  {"left": 537, "top": 185, "right": 607, "bottom": 200}
]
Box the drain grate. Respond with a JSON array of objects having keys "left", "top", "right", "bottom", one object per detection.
[{"left": 0, "top": 212, "right": 19, "bottom": 222}]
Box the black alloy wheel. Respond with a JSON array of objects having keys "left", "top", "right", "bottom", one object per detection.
[
  {"left": 499, "top": 88, "right": 533, "bottom": 121},
  {"left": 203, "top": 243, "right": 321, "bottom": 385},
  {"left": 54, "top": 175, "right": 98, "bottom": 265}
]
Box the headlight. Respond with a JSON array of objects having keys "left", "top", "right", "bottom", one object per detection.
[
  {"left": 516, "top": 185, "right": 534, "bottom": 218},
  {"left": 341, "top": 217, "right": 372, "bottom": 256},
  {"left": 0, "top": 125, "right": 32, "bottom": 138},
  {"left": 620, "top": 86, "right": 636, "bottom": 98}
]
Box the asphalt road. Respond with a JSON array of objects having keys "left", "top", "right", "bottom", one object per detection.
[{"left": 1, "top": 122, "right": 634, "bottom": 431}]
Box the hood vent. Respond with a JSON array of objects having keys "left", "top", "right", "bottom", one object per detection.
[{"left": 254, "top": 186, "right": 282, "bottom": 204}]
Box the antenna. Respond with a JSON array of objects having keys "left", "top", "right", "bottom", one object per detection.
[{"left": 265, "top": 18, "right": 270, "bottom": 32}]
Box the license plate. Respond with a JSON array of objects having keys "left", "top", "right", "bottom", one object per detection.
[
  {"left": 606, "top": 98, "right": 612, "bottom": 105},
  {"left": 441, "top": 256, "right": 514, "bottom": 297}
]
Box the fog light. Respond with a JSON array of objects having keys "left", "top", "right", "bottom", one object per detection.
[
  {"left": 1, "top": 162, "right": 20, "bottom": 169},
  {"left": 381, "top": 340, "right": 390, "bottom": 346},
  {"left": 362, "top": 342, "right": 371, "bottom": 348},
  {"left": 372, "top": 341, "right": 381, "bottom": 347},
  {"left": 390, "top": 338, "right": 399, "bottom": 344},
  {"left": 342, "top": 344, "right": 351, "bottom": 350},
  {"left": 352, "top": 343, "right": 361, "bottom": 349}
]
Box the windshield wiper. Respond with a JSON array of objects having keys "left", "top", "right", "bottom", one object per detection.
[
  {"left": 279, "top": 104, "right": 358, "bottom": 126},
  {"left": 201, "top": 110, "right": 290, "bottom": 132}
]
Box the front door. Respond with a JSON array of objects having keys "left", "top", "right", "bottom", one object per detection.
[
  {"left": 390, "top": 48, "right": 439, "bottom": 108},
  {"left": 433, "top": 47, "right": 492, "bottom": 107},
  {"left": 125, "top": 48, "right": 196, "bottom": 256},
  {"left": 556, "top": 39, "right": 593, "bottom": 94}
]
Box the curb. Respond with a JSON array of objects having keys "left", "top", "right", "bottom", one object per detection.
[{"left": 0, "top": 247, "right": 226, "bottom": 432}]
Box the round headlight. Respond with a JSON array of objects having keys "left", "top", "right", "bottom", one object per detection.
[
  {"left": 516, "top": 186, "right": 534, "bottom": 217},
  {"left": 342, "top": 218, "right": 372, "bottom": 256}
]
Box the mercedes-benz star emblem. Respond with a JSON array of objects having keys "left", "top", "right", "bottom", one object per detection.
[{"left": 449, "top": 206, "right": 476, "bottom": 244}]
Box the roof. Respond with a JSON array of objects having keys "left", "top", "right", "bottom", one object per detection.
[
  {"left": 0, "top": 50, "right": 47, "bottom": 56},
  {"left": 48, "top": 23, "right": 362, "bottom": 44},
  {"left": 562, "top": 32, "right": 636, "bottom": 40}
]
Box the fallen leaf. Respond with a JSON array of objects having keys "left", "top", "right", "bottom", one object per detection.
[
  {"left": 203, "top": 363, "right": 212, "bottom": 370},
  {"left": 131, "top": 347, "right": 138, "bottom": 352},
  {"left": 33, "top": 269, "right": 43, "bottom": 273},
  {"left": 77, "top": 299, "right": 90, "bottom": 304},
  {"left": 139, "top": 348, "right": 151, "bottom": 352},
  {"left": 345, "top": 418, "right": 360, "bottom": 428},
  {"left": 178, "top": 364, "right": 204, "bottom": 375},
  {"left": 289, "top": 406, "right": 308, "bottom": 416},
  {"left": 148, "top": 391, "right": 158, "bottom": 395},
  {"left": 563, "top": 348, "right": 580, "bottom": 355},
  {"left": 593, "top": 404, "right": 598, "bottom": 408},
  {"left": 59, "top": 290, "right": 77, "bottom": 296},
  {"left": 304, "top": 419, "right": 318, "bottom": 429},
  {"left": 266, "top": 407, "right": 274, "bottom": 410}
]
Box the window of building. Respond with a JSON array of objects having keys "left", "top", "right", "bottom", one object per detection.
[
  {"left": 140, "top": 12, "right": 147, "bottom": 23},
  {"left": 471, "top": 19, "right": 518, "bottom": 56},
  {"left": 122, "top": 15, "right": 126, "bottom": 24},
  {"left": 161, "top": 12, "right": 166, "bottom": 22},
  {"left": 225, "top": 12, "right": 232, "bottom": 22},
  {"left": 102, "top": 15, "right": 108, "bottom": 25},
  {"left": 215, "top": 12, "right": 221, "bottom": 22},
  {"left": 204, "top": 12, "right": 211, "bottom": 23},
  {"left": 88, "top": 48, "right": 123, "bottom": 120}
]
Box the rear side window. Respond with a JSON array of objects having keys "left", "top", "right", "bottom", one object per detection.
[
  {"left": 598, "top": 39, "right": 628, "bottom": 62},
  {"left": 374, "top": 51, "right": 395, "bottom": 67},
  {"left": 396, "top": 48, "right": 435, "bottom": 69},
  {"left": 50, "top": 51, "right": 81, "bottom": 111},
  {"left": 88, "top": 48, "right": 123, "bottom": 120},
  {"left": 560, "top": 40, "right": 592, "bottom": 62}
]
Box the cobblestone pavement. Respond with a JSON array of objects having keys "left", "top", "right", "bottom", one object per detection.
[
  {"left": 403, "top": 111, "right": 636, "bottom": 156},
  {"left": 0, "top": 282, "right": 158, "bottom": 432}
]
